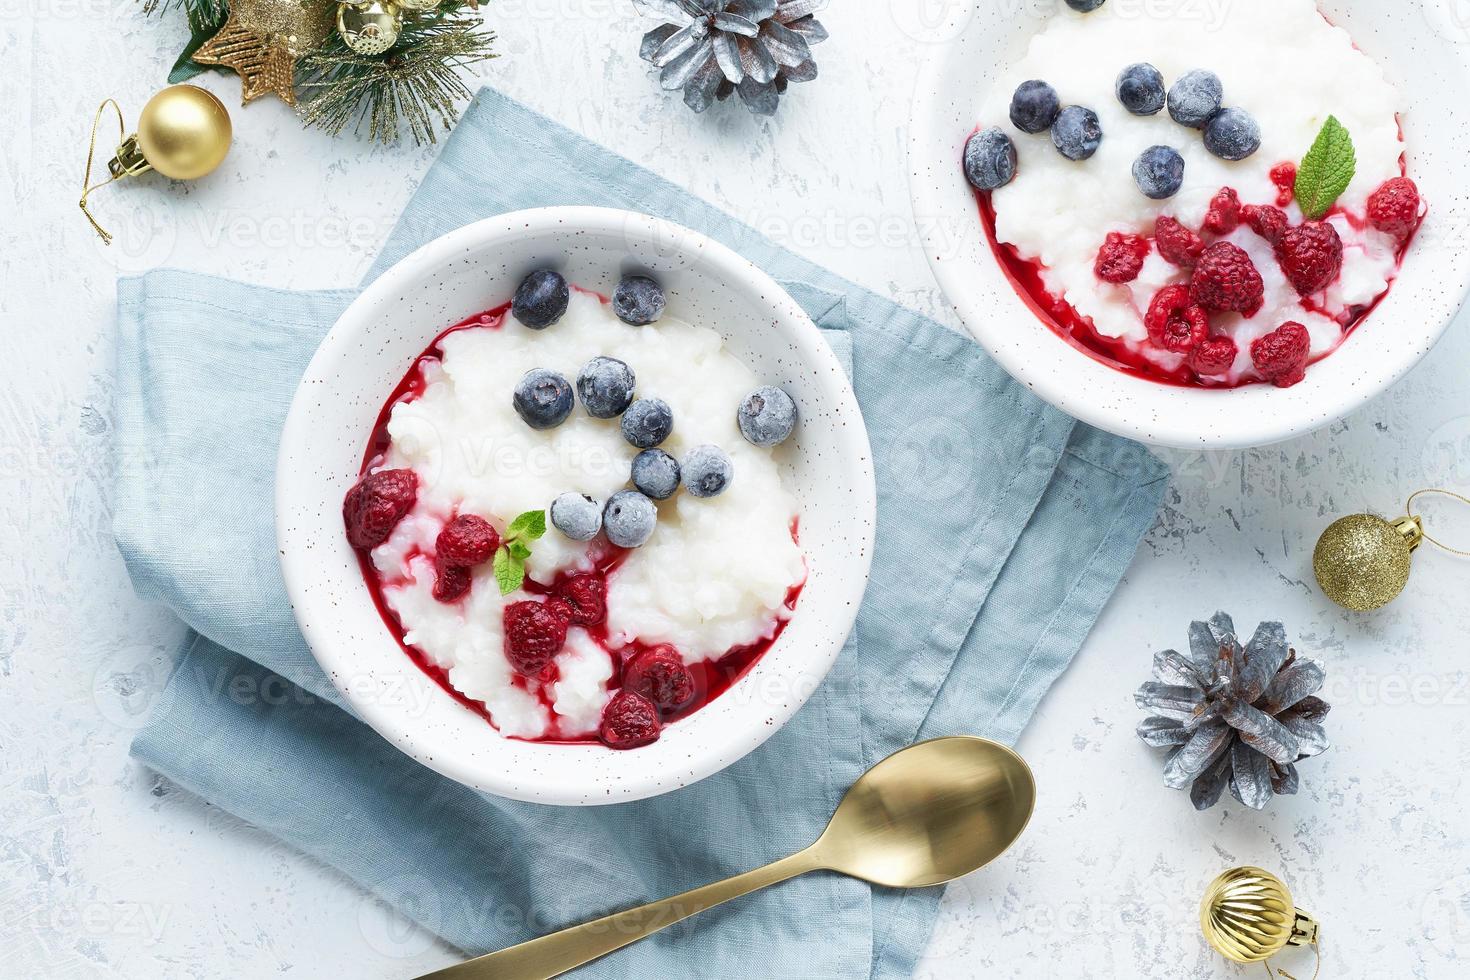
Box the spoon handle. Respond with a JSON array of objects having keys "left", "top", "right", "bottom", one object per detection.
[{"left": 415, "top": 848, "right": 823, "bottom": 980}]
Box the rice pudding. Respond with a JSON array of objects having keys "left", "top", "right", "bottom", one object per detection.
[
  {"left": 963, "top": 0, "right": 1424, "bottom": 388},
  {"left": 342, "top": 276, "right": 805, "bottom": 749}
]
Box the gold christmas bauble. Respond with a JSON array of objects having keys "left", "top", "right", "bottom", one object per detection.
[
  {"left": 1313, "top": 513, "right": 1423, "bottom": 611},
  {"left": 127, "top": 85, "right": 233, "bottom": 181},
  {"left": 337, "top": 0, "right": 403, "bottom": 56},
  {"left": 1200, "top": 866, "right": 1319, "bottom": 964}
]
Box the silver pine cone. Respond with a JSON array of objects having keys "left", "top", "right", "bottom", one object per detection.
[
  {"left": 1136, "top": 612, "right": 1331, "bottom": 811},
  {"left": 636, "top": 0, "right": 829, "bottom": 115}
]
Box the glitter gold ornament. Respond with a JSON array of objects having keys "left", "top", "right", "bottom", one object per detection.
[
  {"left": 1201, "top": 866, "right": 1321, "bottom": 978},
  {"left": 79, "top": 85, "right": 233, "bottom": 244},
  {"left": 193, "top": 0, "right": 339, "bottom": 106},
  {"left": 1313, "top": 489, "right": 1470, "bottom": 611},
  {"left": 337, "top": 0, "right": 404, "bottom": 56}
]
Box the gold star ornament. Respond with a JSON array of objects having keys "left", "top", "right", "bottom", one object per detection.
[{"left": 193, "top": 0, "right": 338, "bottom": 106}]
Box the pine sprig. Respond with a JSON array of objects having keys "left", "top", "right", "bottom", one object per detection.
[{"left": 297, "top": 9, "right": 497, "bottom": 146}]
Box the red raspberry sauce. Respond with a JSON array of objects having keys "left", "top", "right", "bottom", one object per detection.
[{"left": 354, "top": 301, "right": 806, "bottom": 743}]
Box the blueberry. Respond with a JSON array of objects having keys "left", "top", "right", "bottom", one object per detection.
[
  {"left": 1050, "top": 106, "right": 1102, "bottom": 161},
  {"left": 1115, "top": 63, "right": 1165, "bottom": 116},
  {"left": 550, "top": 492, "right": 602, "bottom": 541},
  {"left": 1203, "top": 107, "right": 1261, "bottom": 161},
  {"left": 1065, "top": 0, "right": 1106, "bottom": 9},
  {"left": 1168, "top": 70, "right": 1223, "bottom": 129},
  {"left": 603, "top": 490, "right": 657, "bottom": 548},
  {"left": 620, "top": 398, "right": 674, "bottom": 449},
  {"left": 1132, "top": 145, "right": 1186, "bottom": 200},
  {"left": 962, "top": 128, "right": 1017, "bottom": 191},
  {"left": 613, "top": 276, "right": 665, "bottom": 325},
  {"left": 1009, "top": 80, "right": 1060, "bottom": 134},
  {"left": 513, "top": 368, "right": 574, "bottom": 429},
  {"left": 510, "top": 269, "right": 569, "bottom": 329},
  {"left": 736, "top": 386, "right": 797, "bottom": 447},
  {"left": 682, "top": 445, "right": 733, "bottom": 498},
  {"left": 576, "top": 356, "right": 636, "bottom": 419},
  {"left": 631, "top": 448, "right": 681, "bottom": 500}
]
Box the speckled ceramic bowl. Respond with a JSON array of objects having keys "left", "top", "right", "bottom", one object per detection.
[
  {"left": 276, "top": 207, "right": 875, "bottom": 805},
  {"left": 909, "top": 0, "right": 1470, "bottom": 449}
]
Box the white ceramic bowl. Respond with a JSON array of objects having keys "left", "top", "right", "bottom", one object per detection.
[
  {"left": 909, "top": 0, "right": 1470, "bottom": 449},
  {"left": 276, "top": 207, "right": 875, "bottom": 805}
]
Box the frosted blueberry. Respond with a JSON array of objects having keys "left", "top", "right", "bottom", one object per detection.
[
  {"left": 1203, "top": 108, "right": 1262, "bottom": 161},
  {"left": 550, "top": 493, "right": 602, "bottom": 541},
  {"left": 736, "top": 386, "right": 797, "bottom": 447},
  {"left": 620, "top": 398, "right": 674, "bottom": 449},
  {"left": 1168, "top": 70, "right": 1223, "bottom": 129},
  {"left": 1116, "top": 63, "right": 1165, "bottom": 116},
  {"left": 963, "top": 128, "right": 1017, "bottom": 191},
  {"left": 682, "top": 445, "right": 733, "bottom": 498},
  {"left": 513, "top": 368, "right": 574, "bottom": 430},
  {"left": 1133, "top": 146, "right": 1186, "bottom": 200},
  {"left": 613, "top": 276, "right": 666, "bottom": 325},
  {"left": 510, "top": 269, "right": 569, "bottom": 329},
  {"left": 631, "top": 448, "right": 681, "bottom": 500},
  {"left": 603, "top": 490, "right": 657, "bottom": 548},
  {"left": 1065, "top": 0, "right": 1106, "bottom": 9},
  {"left": 1051, "top": 106, "right": 1102, "bottom": 161},
  {"left": 576, "top": 356, "right": 636, "bottom": 419},
  {"left": 1009, "top": 80, "right": 1060, "bottom": 134}
]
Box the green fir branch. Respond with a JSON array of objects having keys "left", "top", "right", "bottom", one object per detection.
[{"left": 297, "top": 8, "right": 497, "bottom": 147}]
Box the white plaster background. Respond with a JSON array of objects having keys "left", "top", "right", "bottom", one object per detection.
[{"left": 3, "top": 1, "right": 1470, "bottom": 977}]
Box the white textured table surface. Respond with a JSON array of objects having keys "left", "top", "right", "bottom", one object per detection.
[{"left": 5, "top": 3, "right": 1470, "bottom": 978}]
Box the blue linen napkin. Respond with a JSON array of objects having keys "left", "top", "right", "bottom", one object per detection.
[{"left": 118, "top": 87, "right": 1169, "bottom": 978}]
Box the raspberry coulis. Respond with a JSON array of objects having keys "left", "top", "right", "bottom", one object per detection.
[
  {"left": 355, "top": 303, "right": 805, "bottom": 743},
  {"left": 971, "top": 168, "right": 1419, "bottom": 389}
]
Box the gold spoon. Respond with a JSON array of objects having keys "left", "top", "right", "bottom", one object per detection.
[{"left": 417, "top": 736, "right": 1036, "bottom": 980}]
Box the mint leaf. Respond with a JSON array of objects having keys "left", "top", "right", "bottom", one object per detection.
[
  {"left": 506, "top": 509, "right": 547, "bottom": 541},
  {"left": 508, "top": 540, "right": 532, "bottom": 561},
  {"left": 493, "top": 548, "right": 525, "bottom": 596},
  {"left": 1295, "top": 116, "right": 1356, "bottom": 220}
]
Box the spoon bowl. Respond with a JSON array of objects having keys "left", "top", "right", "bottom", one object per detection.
[
  {"left": 420, "top": 737, "right": 1036, "bottom": 979},
  {"left": 815, "top": 736, "right": 1037, "bottom": 888}
]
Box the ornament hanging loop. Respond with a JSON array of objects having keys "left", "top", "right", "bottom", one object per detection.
[
  {"left": 80, "top": 98, "right": 129, "bottom": 245},
  {"left": 1408, "top": 488, "right": 1470, "bottom": 556}
]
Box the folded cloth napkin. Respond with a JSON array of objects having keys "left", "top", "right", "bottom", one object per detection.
[{"left": 118, "top": 88, "right": 1168, "bottom": 979}]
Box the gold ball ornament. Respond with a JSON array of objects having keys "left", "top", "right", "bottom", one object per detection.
[
  {"left": 337, "top": 0, "right": 404, "bottom": 56},
  {"left": 1313, "top": 513, "right": 1423, "bottom": 611},
  {"left": 80, "top": 85, "right": 233, "bottom": 244},
  {"left": 1201, "top": 867, "right": 1320, "bottom": 968}
]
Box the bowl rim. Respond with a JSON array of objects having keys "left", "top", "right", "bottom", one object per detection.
[
  {"left": 275, "top": 206, "right": 876, "bottom": 804},
  {"left": 907, "top": 1, "right": 1470, "bottom": 450}
]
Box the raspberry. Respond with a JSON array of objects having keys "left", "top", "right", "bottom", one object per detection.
[
  {"left": 1203, "top": 187, "right": 1241, "bottom": 235},
  {"left": 1242, "top": 204, "right": 1289, "bottom": 246},
  {"left": 432, "top": 559, "right": 472, "bottom": 603},
  {"left": 545, "top": 597, "right": 576, "bottom": 622},
  {"left": 1094, "top": 232, "right": 1151, "bottom": 284},
  {"left": 343, "top": 469, "right": 418, "bottom": 549},
  {"left": 1250, "top": 322, "right": 1312, "bottom": 388},
  {"left": 1190, "top": 242, "right": 1264, "bottom": 316},
  {"left": 1366, "top": 177, "right": 1421, "bottom": 238},
  {"left": 1275, "top": 222, "right": 1343, "bottom": 296},
  {"left": 622, "top": 645, "right": 695, "bottom": 711},
  {"left": 1145, "top": 285, "right": 1209, "bottom": 354},
  {"left": 1155, "top": 216, "right": 1205, "bottom": 267},
  {"left": 599, "top": 691, "right": 662, "bottom": 750},
  {"left": 435, "top": 514, "right": 500, "bottom": 567},
  {"left": 554, "top": 573, "right": 606, "bottom": 627},
  {"left": 1270, "top": 162, "right": 1297, "bottom": 207},
  {"left": 503, "top": 600, "right": 568, "bottom": 675},
  {"left": 1187, "top": 334, "right": 1239, "bottom": 377}
]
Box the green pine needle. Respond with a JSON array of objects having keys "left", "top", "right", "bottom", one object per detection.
[{"left": 297, "top": 9, "right": 497, "bottom": 147}]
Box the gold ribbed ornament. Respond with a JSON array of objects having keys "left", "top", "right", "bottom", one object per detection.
[
  {"left": 337, "top": 0, "right": 403, "bottom": 56},
  {"left": 1201, "top": 867, "right": 1320, "bottom": 978}
]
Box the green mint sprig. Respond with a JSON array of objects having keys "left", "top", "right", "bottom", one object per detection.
[
  {"left": 1294, "top": 116, "right": 1356, "bottom": 221},
  {"left": 493, "top": 509, "right": 548, "bottom": 595}
]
